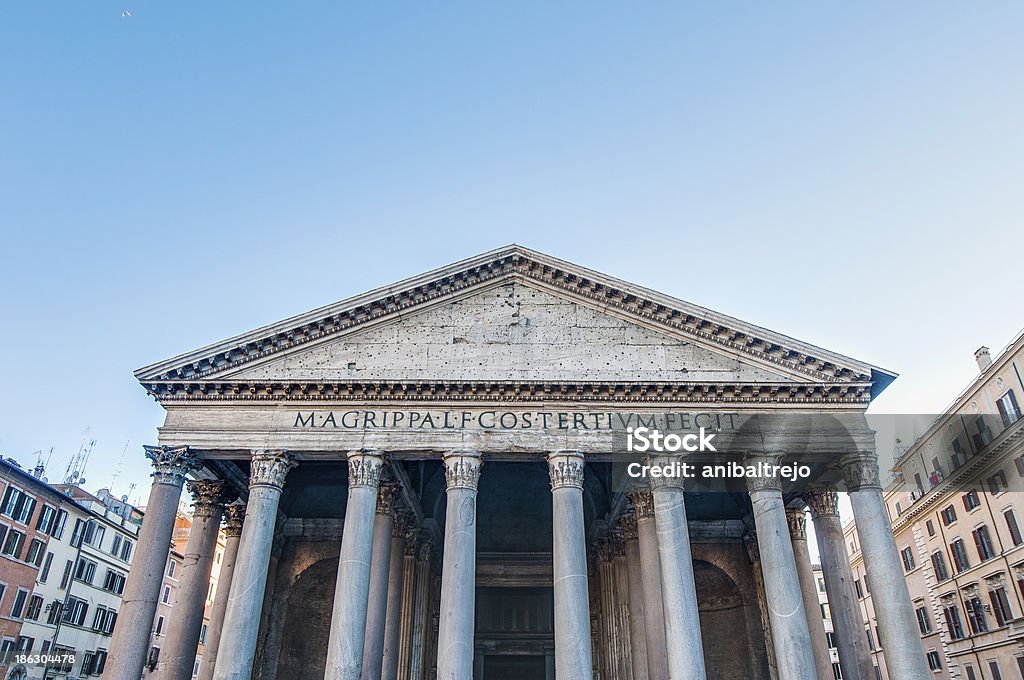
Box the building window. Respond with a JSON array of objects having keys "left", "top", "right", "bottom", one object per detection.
[
  {"left": 989, "top": 660, "right": 1003, "bottom": 680},
  {"left": 39, "top": 552, "right": 53, "bottom": 582},
  {"left": 926, "top": 519, "right": 936, "bottom": 537},
  {"left": 1, "top": 488, "right": 22, "bottom": 518},
  {"left": 817, "top": 577, "right": 826, "bottom": 594},
  {"left": 156, "top": 615, "right": 165, "bottom": 636},
  {"left": 199, "top": 623, "right": 207, "bottom": 644},
  {"left": 832, "top": 662, "right": 842, "bottom": 680},
  {"left": 854, "top": 579, "right": 863, "bottom": 598},
  {"left": 74, "top": 557, "right": 97, "bottom": 584},
  {"left": 59, "top": 559, "right": 73, "bottom": 589},
  {"left": 103, "top": 569, "right": 126, "bottom": 595},
  {"left": 974, "top": 415, "right": 994, "bottom": 450},
  {"left": 941, "top": 505, "right": 958, "bottom": 526},
  {"left": 1006, "top": 509, "right": 1024, "bottom": 546},
  {"left": 990, "top": 587, "right": 1014, "bottom": 627},
  {"left": 826, "top": 632, "right": 837, "bottom": 648},
  {"left": 964, "top": 491, "right": 981, "bottom": 511},
  {"left": 35, "top": 505, "right": 56, "bottom": 534},
  {"left": 0, "top": 638, "right": 15, "bottom": 664},
  {"left": 25, "top": 595, "right": 43, "bottom": 621},
  {"left": 63, "top": 597, "right": 89, "bottom": 626},
  {"left": 1, "top": 528, "right": 25, "bottom": 559},
  {"left": 916, "top": 606, "right": 932, "bottom": 634},
  {"left": 865, "top": 627, "right": 874, "bottom": 651},
  {"left": 965, "top": 596, "right": 989, "bottom": 634},
  {"left": 998, "top": 390, "right": 1021, "bottom": 428},
  {"left": 25, "top": 538, "right": 45, "bottom": 567},
  {"left": 14, "top": 496, "right": 36, "bottom": 525},
  {"left": 901, "top": 547, "right": 916, "bottom": 572},
  {"left": 10, "top": 589, "right": 28, "bottom": 618},
  {"left": 944, "top": 604, "right": 966, "bottom": 639},
  {"left": 973, "top": 526, "right": 996, "bottom": 561},
  {"left": 162, "top": 585, "right": 172, "bottom": 604},
  {"left": 51, "top": 509, "right": 67, "bottom": 539},
  {"left": 168, "top": 560, "right": 177, "bottom": 578},
  {"left": 931, "top": 551, "right": 950, "bottom": 581},
  {"left": 927, "top": 651, "right": 942, "bottom": 670},
  {"left": 987, "top": 471, "right": 1008, "bottom": 494},
  {"left": 16, "top": 636, "right": 33, "bottom": 654},
  {"left": 953, "top": 437, "right": 968, "bottom": 469},
  {"left": 92, "top": 606, "right": 117, "bottom": 635},
  {"left": 820, "top": 603, "right": 831, "bottom": 620},
  {"left": 951, "top": 539, "right": 971, "bottom": 572}
]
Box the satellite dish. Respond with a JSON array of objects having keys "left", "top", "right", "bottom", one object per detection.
[
  {"left": 121, "top": 495, "right": 128, "bottom": 502},
  {"left": 42, "top": 477, "right": 48, "bottom": 483},
  {"left": 78, "top": 477, "right": 86, "bottom": 485}
]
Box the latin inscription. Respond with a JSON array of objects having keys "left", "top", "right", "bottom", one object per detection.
[{"left": 293, "top": 410, "right": 738, "bottom": 431}]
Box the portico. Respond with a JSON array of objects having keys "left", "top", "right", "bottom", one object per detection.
[{"left": 109, "top": 246, "right": 930, "bottom": 680}]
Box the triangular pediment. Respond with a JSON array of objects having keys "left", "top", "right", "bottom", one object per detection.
[{"left": 136, "top": 245, "right": 895, "bottom": 401}]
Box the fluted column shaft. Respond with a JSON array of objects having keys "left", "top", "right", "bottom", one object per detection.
[
  {"left": 617, "top": 512, "right": 649, "bottom": 680},
  {"left": 649, "top": 455, "right": 706, "bottom": 680},
  {"left": 745, "top": 453, "right": 817, "bottom": 680},
  {"left": 408, "top": 540, "right": 434, "bottom": 680},
  {"left": 363, "top": 485, "right": 401, "bottom": 680},
  {"left": 161, "top": 481, "right": 228, "bottom": 680},
  {"left": 843, "top": 453, "right": 931, "bottom": 680},
  {"left": 395, "top": 529, "right": 418, "bottom": 680},
  {"left": 785, "top": 508, "right": 833, "bottom": 680},
  {"left": 106, "top": 446, "right": 200, "bottom": 680},
  {"left": 324, "top": 449, "right": 385, "bottom": 680},
  {"left": 196, "top": 505, "right": 245, "bottom": 680},
  {"left": 381, "top": 515, "right": 410, "bottom": 680},
  {"left": 547, "top": 451, "right": 594, "bottom": 680},
  {"left": 804, "top": 487, "right": 875, "bottom": 680},
  {"left": 436, "top": 451, "right": 483, "bottom": 679},
  {"left": 612, "top": 537, "right": 633, "bottom": 680},
  {"left": 628, "top": 490, "right": 668, "bottom": 680},
  {"left": 212, "top": 450, "right": 297, "bottom": 680},
  {"left": 596, "top": 541, "right": 618, "bottom": 680}
]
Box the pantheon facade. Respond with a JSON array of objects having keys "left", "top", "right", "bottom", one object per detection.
[{"left": 105, "top": 246, "right": 931, "bottom": 680}]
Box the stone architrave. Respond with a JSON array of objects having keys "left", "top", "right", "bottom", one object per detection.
[
  {"left": 803, "top": 487, "right": 875, "bottom": 680},
  {"left": 436, "top": 451, "right": 483, "bottom": 679},
  {"left": 197, "top": 503, "right": 246, "bottom": 680},
  {"left": 547, "top": 451, "right": 594, "bottom": 680},
  {"left": 161, "top": 480, "right": 230, "bottom": 680},
  {"left": 627, "top": 488, "right": 669, "bottom": 680},
  {"left": 212, "top": 450, "right": 296, "bottom": 680},
  {"left": 362, "top": 483, "right": 402, "bottom": 680},
  {"left": 106, "top": 445, "right": 200, "bottom": 680},
  {"left": 745, "top": 453, "right": 817, "bottom": 680},
  {"left": 324, "top": 449, "right": 385, "bottom": 680},
  {"left": 842, "top": 453, "right": 931, "bottom": 680},
  {"left": 785, "top": 507, "right": 833, "bottom": 680}
]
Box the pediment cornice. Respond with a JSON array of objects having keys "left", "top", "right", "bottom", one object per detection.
[{"left": 135, "top": 245, "right": 895, "bottom": 395}]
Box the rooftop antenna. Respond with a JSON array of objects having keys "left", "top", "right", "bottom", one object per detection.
[
  {"left": 109, "top": 440, "right": 131, "bottom": 490},
  {"left": 63, "top": 427, "right": 95, "bottom": 486}
]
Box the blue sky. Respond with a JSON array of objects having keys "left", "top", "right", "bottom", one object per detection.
[{"left": 1, "top": 2, "right": 1022, "bottom": 504}]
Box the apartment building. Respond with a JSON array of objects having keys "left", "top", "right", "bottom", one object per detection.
[
  {"left": 812, "top": 563, "right": 845, "bottom": 679},
  {"left": 847, "top": 331, "right": 1024, "bottom": 680}
]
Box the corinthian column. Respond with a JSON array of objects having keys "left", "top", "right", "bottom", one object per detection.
[
  {"left": 197, "top": 504, "right": 246, "bottom": 680},
  {"left": 436, "top": 451, "right": 483, "bottom": 679},
  {"left": 617, "top": 512, "right": 649, "bottom": 680},
  {"left": 325, "top": 449, "right": 385, "bottom": 680},
  {"left": 547, "top": 450, "right": 594, "bottom": 680},
  {"left": 381, "top": 513, "right": 411, "bottom": 680},
  {"left": 785, "top": 507, "right": 832, "bottom": 680},
  {"left": 106, "top": 445, "right": 200, "bottom": 680},
  {"left": 212, "top": 450, "right": 297, "bottom": 680},
  {"left": 627, "top": 489, "right": 668, "bottom": 680},
  {"left": 803, "top": 487, "right": 874, "bottom": 680},
  {"left": 649, "top": 454, "right": 706, "bottom": 680},
  {"left": 745, "top": 453, "right": 816, "bottom": 680},
  {"left": 395, "top": 523, "right": 419, "bottom": 680},
  {"left": 161, "top": 480, "right": 229, "bottom": 680},
  {"left": 362, "top": 484, "right": 402, "bottom": 680},
  {"left": 842, "top": 453, "right": 930, "bottom": 680}
]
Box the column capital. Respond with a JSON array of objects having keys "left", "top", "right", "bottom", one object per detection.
[
  {"left": 222, "top": 504, "right": 246, "bottom": 538},
  {"left": 627, "top": 488, "right": 655, "bottom": 519},
  {"left": 144, "top": 445, "right": 201, "bottom": 487},
  {"left": 186, "top": 480, "right": 230, "bottom": 519},
  {"left": 249, "top": 450, "right": 297, "bottom": 490},
  {"left": 803, "top": 486, "right": 839, "bottom": 518},
  {"left": 442, "top": 450, "right": 483, "bottom": 491},
  {"left": 610, "top": 531, "right": 625, "bottom": 556},
  {"left": 646, "top": 453, "right": 686, "bottom": 491},
  {"left": 376, "top": 484, "right": 401, "bottom": 515},
  {"left": 347, "top": 448, "right": 385, "bottom": 488},
  {"left": 744, "top": 451, "right": 784, "bottom": 493},
  {"left": 616, "top": 510, "right": 639, "bottom": 539},
  {"left": 839, "top": 452, "right": 881, "bottom": 491},
  {"left": 596, "top": 536, "right": 614, "bottom": 563},
  {"left": 547, "top": 450, "right": 586, "bottom": 490},
  {"left": 785, "top": 508, "right": 807, "bottom": 540}
]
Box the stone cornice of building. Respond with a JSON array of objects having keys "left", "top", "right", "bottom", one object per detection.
[
  {"left": 139, "top": 379, "right": 873, "bottom": 404},
  {"left": 134, "top": 245, "right": 894, "bottom": 392},
  {"left": 891, "top": 418, "right": 1024, "bottom": 533}
]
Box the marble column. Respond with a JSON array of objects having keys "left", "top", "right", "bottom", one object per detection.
[
  {"left": 627, "top": 489, "right": 669, "bottom": 680},
  {"left": 196, "top": 504, "right": 246, "bottom": 680},
  {"left": 382, "top": 514, "right": 411, "bottom": 680},
  {"left": 547, "top": 450, "right": 594, "bottom": 680},
  {"left": 161, "top": 481, "right": 229, "bottom": 680},
  {"left": 648, "top": 454, "right": 706, "bottom": 680},
  {"left": 436, "top": 451, "right": 483, "bottom": 679},
  {"left": 363, "top": 484, "right": 402, "bottom": 680},
  {"left": 785, "top": 507, "right": 833, "bottom": 680},
  {"left": 408, "top": 538, "right": 434, "bottom": 680},
  {"left": 106, "top": 445, "right": 200, "bottom": 680},
  {"left": 842, "top": 453, "right": 931, "bottom": 680},
  {"left": 596, "top": 538, "right": 618, "bottom": 680},
  {"left": 212, "top": 450, "right": 296, "bottom": 680},
  {"left": 395, "top": 523, "right": 419, "bottom": 680},
  {"left": 617, "top": 512, "right": 649, "bottom": 680},
  {"left": 745, "top": 453, "right": 817, "bottom": 680},
  {"left": 612, "top": 534, "right": 633, "bottom": 680},
  {"left": 324, "top": 449, "right": 385, "bottom": 680},
  {"left": 804, "top": 486, "right": 875, "bottom": 680}
]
